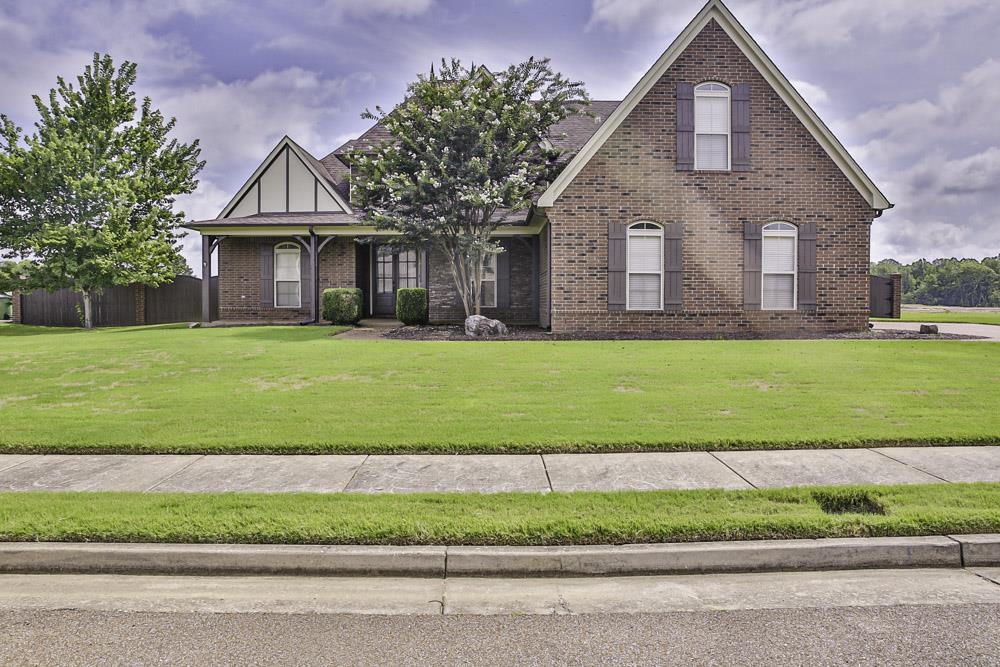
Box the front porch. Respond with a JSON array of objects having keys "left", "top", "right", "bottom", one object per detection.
[{"left": 196, "top": 224, "right": 545, "bottom": 326}]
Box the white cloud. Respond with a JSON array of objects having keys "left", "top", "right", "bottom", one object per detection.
[
  {"left": 320, "top": 0, "right": 434, "bottom": 20},
  {"left": 154, "top": 68, "right": 353, "bottom": 169},
  {"left": 789, "top": 79, "right": 828, "bottom": 108},
  {"left": 589, "top": 0, "right": 999, "bottom": 49}
]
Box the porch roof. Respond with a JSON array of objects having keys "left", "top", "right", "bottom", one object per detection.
[
  {"left": 184, "top": 212, "right": 362, "bottom": 229},
  {"left": 183, "top": 208, "right": 538, "bottom": 236}
]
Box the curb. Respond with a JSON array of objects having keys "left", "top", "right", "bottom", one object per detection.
[{"left": 1, "top": 535, "right": 997, "bottom": 577}]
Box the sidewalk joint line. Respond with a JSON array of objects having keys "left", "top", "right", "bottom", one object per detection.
[
  {"left": 969, "top": 570, "right": 1000, "bottom": 589},
  {"left": 540, "top": 454, "right": 553, "bottom": 493},
  {"left": 342, "top": 454, "right": 369, "bottom": 492},
  {"left": 709, "top": 451, "right": 757, "bottom": 489},
  {"left": 144, "top": 455, "right": 205, "bottom": 492},
  {"left": 0, "top": 455, "right": 40, "bottom": 475},
  {"left": 867, "top": 447, "right": 951, "bottom": 483}
]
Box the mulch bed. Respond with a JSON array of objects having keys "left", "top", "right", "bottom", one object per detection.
[{"left": 380, "top": 324, "right": 984, "bottom": 341}]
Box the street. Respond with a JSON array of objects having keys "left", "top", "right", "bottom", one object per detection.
[
  {"left": 2, "top": 605, "right": 999, "bottom": 665},
  {"left": 1, "top": 569, "right": 999, "bottom": 665}
]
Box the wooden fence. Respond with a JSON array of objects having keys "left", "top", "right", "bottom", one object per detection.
[
  {"left": 145, "top": 275, "right": 218, "bottom": 324},
  {"left": 17, "top": 276, "right": 217, "bottom": 327}
]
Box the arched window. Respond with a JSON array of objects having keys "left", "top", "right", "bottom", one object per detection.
[
  {"left": 627, "top": 222, "right": 663, "bottom": 310},
  {"left": 761, "top": 222, "right": 797, "bottom": 310},
  {"left": 694, "top": 82, "right": 730, "bottom": 171},
  {"left": 274, "top": 242, "right": 301, "bottom": 308}
]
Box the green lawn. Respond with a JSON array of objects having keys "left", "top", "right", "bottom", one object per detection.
[
  {"left": 1, "top": 324, "right": 999, "bottom": 453},
  {"left": 2, "top": 484, "right": 999, "bottom": 545},
  {"left": 873, "top": 310, "right": 1000, "bottom": 326}
]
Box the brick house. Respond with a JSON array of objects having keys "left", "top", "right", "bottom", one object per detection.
[{"left": 185, "top": 0, "right": 891, "bottom": 336}]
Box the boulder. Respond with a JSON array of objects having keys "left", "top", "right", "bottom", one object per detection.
[
  {"left": 465, "top": 315, "right": 508, "bottom": 338},
  {"left": 919, "top": 324, "right": 939, "bottom": 335}
]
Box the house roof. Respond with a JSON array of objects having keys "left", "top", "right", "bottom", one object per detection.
[
  {"left": 324, "top": 100, "right": 621, "bottom": 160},
  {"left": 184, "top": 208, "right": 532, "bottom": 230},
  {"left": 535, "top": 0, "right": 892, "bottom": 211},
  {"left": 186, "top": 212, "right": 362, "bottom": 229}
]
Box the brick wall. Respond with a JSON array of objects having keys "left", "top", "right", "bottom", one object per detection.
[
  {"left": 891, "top": 273, "right": 902, "bottom": 319},
  {"left": 428, "top": 238, "right": 539, "bottom": 324},
  {"left": 10, "top": 292, "right": 20, "bottom": 323},
  {"left": 546, "top": 18, "right": 875, "bottom": 337},
  {"left": 217, "top": 236, "right": 356, "bottom": 321}
]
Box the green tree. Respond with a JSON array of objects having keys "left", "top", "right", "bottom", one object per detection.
[
  {"left": 0, "top": 53, "right": 203, "bottom": 328},
  {"left": 350, "top": 58, "right": 588, "bottom": 317}
]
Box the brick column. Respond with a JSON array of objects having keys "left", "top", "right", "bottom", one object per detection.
[
  {"left": 10, "top": 291, "right": 21, "bottom": 323},
  {"left": 891, "top": 273, "right": 902, "bottom": 319},
  {"left": 134, "top": 285, "right": 146, "bottom": 325}
]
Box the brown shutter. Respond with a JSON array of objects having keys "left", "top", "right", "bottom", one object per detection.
[
  {"left": 676, "top": 83, "right": 695, "bottom": 171},
  {"left": 260, "top": 242, "right": 274, "bottom": 307},
  {"left": 300, "top": 246, "right": 312, "bottom": 310},
  {"left": 663, "top": 223, "right": 683, "bottom": 310},
  {"left": 798, "top": 222, "right": 817, "bottom": 310},
  {"left": 608, "top": 222, "right": 627, "bottom": 311},
  {"left": 497, "top": 242, "right": 511, "bottom": 309},
  {"left": 731, "top": 83, "right": 751, "bottom": 171},
  {"left": 743, "top": 222, "right": 762, "bottom": 310}
]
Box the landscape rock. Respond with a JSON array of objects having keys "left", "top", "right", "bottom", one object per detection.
[
  {"left": 919, "top": 324, "right": 939, "bottom": 334},
  {"left": 465, "top": 315, "right": 508, "bottom": 338}
]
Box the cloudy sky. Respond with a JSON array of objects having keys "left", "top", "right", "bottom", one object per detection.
[{"left": 2, "top": 0, "right": 998, "bottom": 272}]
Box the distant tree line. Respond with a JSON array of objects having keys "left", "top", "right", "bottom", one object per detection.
[{"left": 871, "top": 256, "right": 1000, "bottom": 307}]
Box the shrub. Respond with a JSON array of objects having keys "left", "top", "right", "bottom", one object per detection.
[
  {"left": 396, "top": 288, "right": 428, "bottom": 325},
  {"left": 322, "top": 288, "right": 363, "bottom": 325}
]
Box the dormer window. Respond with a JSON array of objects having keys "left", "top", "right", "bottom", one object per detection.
[{"left": 694, "top": 82, "right": 731, "bottom": 171}]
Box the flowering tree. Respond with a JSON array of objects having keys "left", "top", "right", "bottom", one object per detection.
[{"left": 350, "top": 58, "right": 588, "bottom": 317}]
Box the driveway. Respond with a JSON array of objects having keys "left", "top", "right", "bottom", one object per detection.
[{"left": 872, "top": 321, "right": 1000, "bottom": 341}]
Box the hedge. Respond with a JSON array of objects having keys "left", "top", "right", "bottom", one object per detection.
[
  {"left": 396, "top": 288, "right": 428, "bottom": 325},
  {"left": 322, "top": 288, "right": 363, "bottom": 325}
]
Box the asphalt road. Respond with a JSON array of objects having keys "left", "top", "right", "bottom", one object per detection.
[{"left": 2, "top": 605, "right": 1000, "bottom": 665}]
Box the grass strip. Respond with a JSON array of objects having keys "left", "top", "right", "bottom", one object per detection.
[
  {"left": 2, "top": 325, "right": 1000, "bottom": 453},
  {"left": 2, "top": 483, "right": 999, "bottom": 546}
]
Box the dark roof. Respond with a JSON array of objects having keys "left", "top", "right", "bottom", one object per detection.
[
  {"left": 325, "top": 100, "right": 621, "bottom": 160},
  {"left": 547, "top": 101, "right": 620, "bottom": 152},
  {"left": 185, "top": 212, "right": 362, "bottom": 229},
  {"left": 184, "top": 209, "right": 531, "bottom": 230},
  {"left": 213, "top": 101, "right": 622, "bottom": 230}
]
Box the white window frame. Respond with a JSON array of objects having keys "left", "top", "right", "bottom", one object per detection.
[
  {"left": 274, "top": 242, "right": 301, "bottom": 308},
  {"left": 694, "top": 82, "right": 731, "bottom": 172},
  {"left": 480, "top": 253, "right": 498, "bottom": 308},
  {"left": 761, "top": 222, "right": 797, "bottom": 311},
  {"left": 626, "top": 221, "right": 664, "bottom": 311}
]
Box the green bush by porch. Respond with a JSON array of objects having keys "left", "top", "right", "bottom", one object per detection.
[
  {"left": 1, "top": 324, "right": 999, "bottom": 453},
  {"left": 322, "top": 288, "right": 363, "bottom": 325},
  {"left": 396, "top": 288, "right": 428, "bottom": 325},
  {"left": 2, "top": 483, "right": 1000, "bottom": 545}
]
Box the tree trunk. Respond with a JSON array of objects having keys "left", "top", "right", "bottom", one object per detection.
[{"left": 81, "top": 289, "right": 94, "bottom": 329}]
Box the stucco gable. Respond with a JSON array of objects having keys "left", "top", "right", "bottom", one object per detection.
[{"left": 220, "top": 136, "right": 353, "bottom": 219}]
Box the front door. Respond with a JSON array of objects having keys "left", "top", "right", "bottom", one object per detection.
[{"left": 373, "top": 247, "right": 419, "bottom": 317}]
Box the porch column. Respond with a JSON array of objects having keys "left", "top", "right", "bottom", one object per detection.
[
  {"left": 201, "top": 234, "right": 212, "bottom": 323},
  {"left": 310, "top": 230, "right": 320, "bottom": 323}
]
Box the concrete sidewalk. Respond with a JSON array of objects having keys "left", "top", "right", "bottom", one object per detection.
[
  {"left": 872, "top": 321, "right": 1000, "bottom": 340},
  {"left": 0, "top": 446, "right": 997, "bottom": 493}
]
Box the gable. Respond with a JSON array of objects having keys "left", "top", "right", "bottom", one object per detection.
[
  {"left": 537, "top": 0, "right": 891, "bottom": 211},
  {"left": 221, "top": 137, "right": 352, "bottom": 218}
]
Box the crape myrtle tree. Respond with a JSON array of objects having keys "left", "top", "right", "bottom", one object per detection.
[
  {"left": 0, "top": 53, "right": 203, "bottom": 328},
  {"left": 350, "top": 58, "right": 588, "bottom": 317}
]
